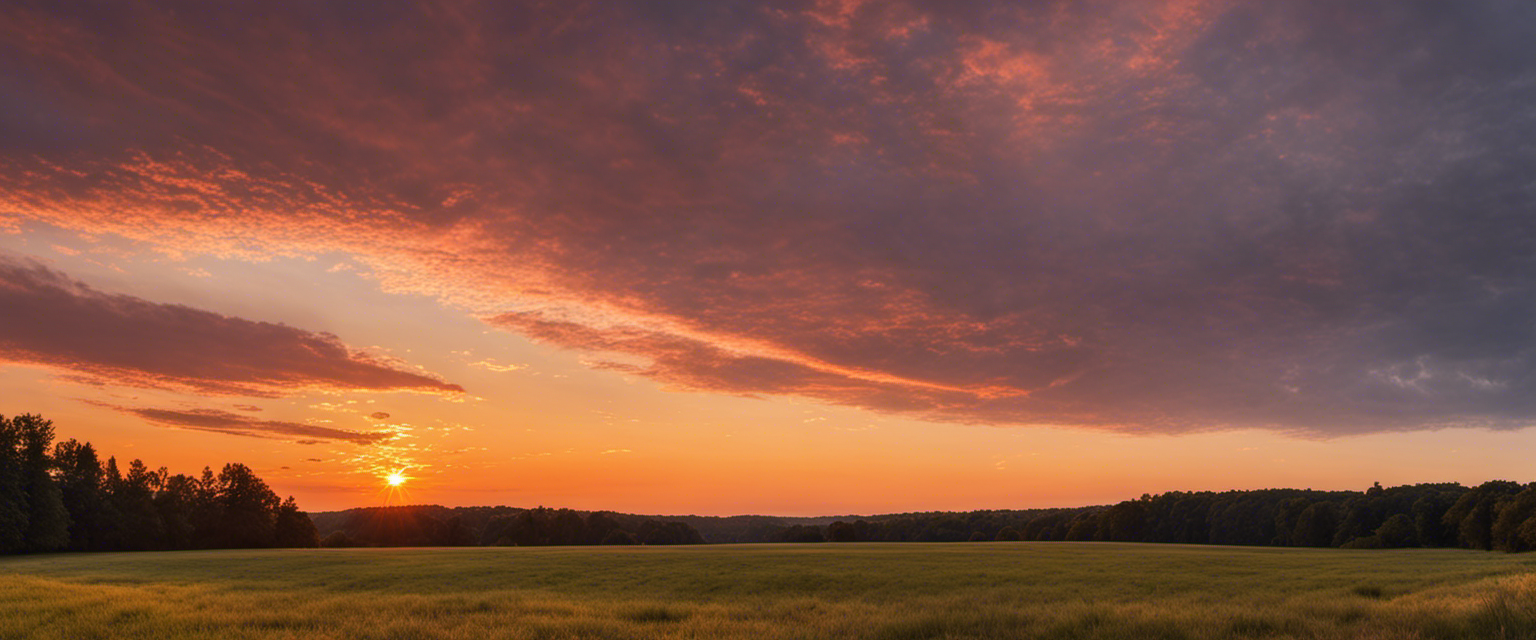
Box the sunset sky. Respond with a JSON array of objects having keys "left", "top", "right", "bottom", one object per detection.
[{"left": 3, "top": 1, "right": 1536, "bottom": 515}]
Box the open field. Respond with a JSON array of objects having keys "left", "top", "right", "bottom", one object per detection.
[{"left": 3, "top": 543, "right": 1536, "bottom": 640}]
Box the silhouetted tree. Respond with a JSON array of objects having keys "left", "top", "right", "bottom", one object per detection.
[
  {"left": 1209, "top": 491, "right": 1297, "bottom": 546},
  {"left": 51, "top": 439, "right": 102, "bottom": 551},
  {"left": 0, "top": 415, "right": 31, "bottom": 553},
  {"left": 1064, "top": 512, "right": 1100, "bottom": 541},
  {"left": 274, "top": 497, "right": 320, "bottom": 547},
  {"left": 1490, "top": 486, "right": 1536, "bottom": 552},
  {"left": 215, "top": 463, "right": 280, "bottom": 548},
  {"left": 155, "top": 473, "right": 200, "bottom": 549},
  {"left": 640, "top": 520, "right": 706, "bottom": 545},
  {"left": 853, "top": 519, "right": 874, "bottom": 541},
  {"left": 1293, "top": 502, "right": 1338, "bottom": 548},
  {"left": 0, "top": 415, "right": 68, "bottom": 552},
  {"left": 480, "top": 514, "right": 516, "bottom": 546},
  {"left": 441, "top": 515, "right": 475, "bottom": 546},
  {"left": 1445, "top": 481, "right": 1522, "bottom": 550},
  {"left": 322, "top": 530, "right": 358, "bottom": 547},
  {"left": 1099, "top": 500, "right": 1147, "bottom": 542},
  {"left": 584, "top": 512, "right": 622, "bottom": 545},
  {"left": 1375, "top": 514, "right": 1418, "bottom": 548},
  {"left": 508, "top": 509, "right": 548, "bottom": 546},
  {"left": 920, "top": 517, "right": 970, "bottom": 542},
  {"left": 93, "top": 457, "right": 127, "bottom": 549},
  {"left": 110, "top": 459, "right": 165, "bottom": 550},
  {"left": 827, "top": 521, "right": 858, "bottom": 542},
  {"left": 0, "top": 415, "right": 322, "bottom": 555},
  {"left": 1271, "top": 497, "right": 1310, "bottom": 546},
  {"left": 601, "top": 529, "right": 639, "bottom": 545},
  {"left": 771, "top": 524, "right": 825, "bottom": 543},
  {"left": 1022, "top": 512, "right": 1070, "bottom": 541},
  {"left": 17, "top": 416, "right": 68, "bottom": 552},
  {"left": 1150, "top": 492, "right": 1212, "bottom": 544},
  {"left": 189, "top": 467, "right": 222, "bottom": 547},
  {"left": 1413, "top": 490, "right": 1461, "bottom": 547},
  {"left": 552, "top": 509, "right": 586, "bottom": 545}
]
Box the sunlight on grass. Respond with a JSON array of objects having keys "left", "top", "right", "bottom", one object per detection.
[{"left": 3, "top": 543, "right": 1536, "bottom": 639}]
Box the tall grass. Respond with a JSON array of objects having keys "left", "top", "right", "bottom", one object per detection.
[{"left": 3, "top": 543, "right": 1535, "bottom": 639}]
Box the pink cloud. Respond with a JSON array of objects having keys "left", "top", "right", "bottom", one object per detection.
[
  {"left": 491, "top": 311, "right": 1016, "bottom": 418},
  {"left": 0, "top": 257, "right": 463, "bottom": 397},
  {"left": 2, "top": 2, "right": 1533, "bottom": 435},
  {"left": 96, "top": 403, "right": 390, "bottom": 445}
]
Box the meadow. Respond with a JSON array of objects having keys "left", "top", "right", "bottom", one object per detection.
[{"left": 3, "top": 542, "right": 1536, "bottom": 640}]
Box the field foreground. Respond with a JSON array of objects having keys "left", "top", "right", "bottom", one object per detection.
[{"left": 4, "top": 543, "right": 1536, "bottom": 640}]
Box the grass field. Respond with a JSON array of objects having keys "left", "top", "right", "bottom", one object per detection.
[{"left": 4, "top": 543, "right": 1536, "bottom": 639}]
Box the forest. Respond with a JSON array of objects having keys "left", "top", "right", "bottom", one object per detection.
[
  {"left": 0, "top": 414, "right": 317, "bottom": 553},
  {"left": 311, "top": 505, "right": 707, "bottom": 547},
  {"left": 313, "top": 482, "right": 1536, "bottom": 553},
  {"left": 751, "top": 481, "right": 1536, "bottom": 552},
  {"left": 14, "top": 410, "right": 1536, "bottom": 555}
]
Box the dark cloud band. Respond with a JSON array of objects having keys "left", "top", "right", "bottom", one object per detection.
[{"left": 3, "top": 1, "right": 1535, "bottom": 434}]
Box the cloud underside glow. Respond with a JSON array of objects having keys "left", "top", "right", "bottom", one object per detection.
[
  {"left": 96, "top": 404, "right": 390, "bottom": 445},
  {"left": 0, "top": 259, "right": 462, "bottom": 397},
  {"left": 3, "top": 1, "right": 1536, "bottom": 435}
]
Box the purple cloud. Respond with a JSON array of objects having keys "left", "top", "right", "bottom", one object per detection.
[
  {"left": 102, "top": 404, "right": 390, "bottom": 445},
  {"left": 3, "top": 2, "right": 1535, "bottom": 434},
  {"left": 0, "top": 257, "right": 463, "bottom": 397}
]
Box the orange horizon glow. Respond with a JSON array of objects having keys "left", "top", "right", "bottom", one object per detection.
[{"left": 4, "top": 2, "right": 1536, "bottom": 517}]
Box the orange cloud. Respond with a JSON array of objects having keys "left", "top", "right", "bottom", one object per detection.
[
  {"left": 3, "top": 1, "right": 1534, "bottom": 436},
  {"left": 97, "top": 404, "right": 390, "bottom": 445},
  {"left": 0, "top": 257, "right": 463, "bottom": 397}
]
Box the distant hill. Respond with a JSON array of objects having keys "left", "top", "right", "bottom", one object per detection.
[
  {"left": 311, "top": 480, "right": 1536, "bottom": 553},
  {"left": 308, "top": 504, "right": 1097, "bottom": 546}
]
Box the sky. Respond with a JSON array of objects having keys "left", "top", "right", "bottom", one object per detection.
[{"left": 3, "top": 0, "right": 1536, "bottom": 515}]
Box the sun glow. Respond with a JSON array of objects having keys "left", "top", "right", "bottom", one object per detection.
[{"left": 379, "top": 468, "right": 412, "bottom": 506}]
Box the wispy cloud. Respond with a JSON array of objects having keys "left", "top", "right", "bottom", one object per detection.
[
  {"left": 0, "top": 257, "right": 463, "bottom": 397},
  {"left": 98, "top": 404, "right": 390, "bottom": 445},
  {"left": 469, "top": 359, "right": 527, "bottom": 373}
]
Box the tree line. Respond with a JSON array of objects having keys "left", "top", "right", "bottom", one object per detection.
[
  {"left": 311, "top": 482, "right": 1536, "bottom": 552},
  {"left": 19, "top": 408, "right": 1536, "bottom": 554},
  {"left": 765, "top": 482, "right": 1536, "bottom": 552},
  {"left": 0, "top": 414, "right": 318, "bottom": 553},
  {"left": 313, "top": 505, "right": 706, "bottom": 547}
]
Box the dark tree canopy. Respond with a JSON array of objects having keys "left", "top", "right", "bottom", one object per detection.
[
  {"left": 307, "top": 481, "right": 1536, "bottom": 554},
  {"left": 20, "top": 415, "right": 1536, "bottom": 556},
  {"left": 0, "top": 414, "right": 317, "bottom": 554}
]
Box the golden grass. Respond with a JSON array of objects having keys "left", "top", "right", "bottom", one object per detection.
[{"left": 3, "top": 543, "right": 1536, "bottom": 639}]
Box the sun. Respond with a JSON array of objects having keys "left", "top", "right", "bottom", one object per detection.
[{"left": 378, "top": 468, "right": 413, "bottom": 506}]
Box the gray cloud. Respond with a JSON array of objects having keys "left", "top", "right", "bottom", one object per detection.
[{"left": 3, "top": 1, "right": 1536, "bottom": 434}]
